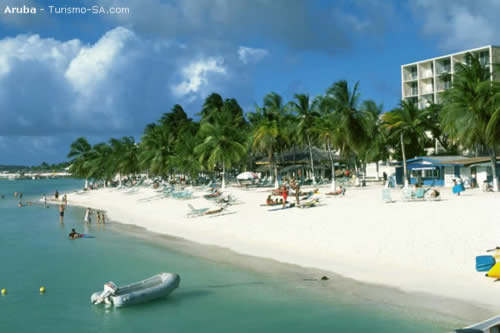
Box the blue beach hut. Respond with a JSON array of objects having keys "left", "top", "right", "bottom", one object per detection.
[{"left": 395, "top": 156, "right": 471, "bottom": 187}]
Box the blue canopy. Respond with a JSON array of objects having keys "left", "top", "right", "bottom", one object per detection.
[{"left": 407, "top": 163, "right": 440, "bottom": 170}]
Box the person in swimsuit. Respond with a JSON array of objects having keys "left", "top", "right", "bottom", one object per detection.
[
  {"left": 281, "top": 184, "right": 288, "bottom": 209},
  {"left": 84, "top": 208, "right": 92, "bottom": 224},
  {"left": 59, "top": 204, "right": 65, "bottom": 223},
  {"left": 68, "top": 228, "right": 81, "bottom": 239},
  {"left": 55, "top": 190, "right": 59, "bottom": 200}
]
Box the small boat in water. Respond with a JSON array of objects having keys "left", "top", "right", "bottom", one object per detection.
[
  {"left": 453, "top": 315, "right": 500, "bottom": 332},
  {"left": 91, "top": 272, "right": 180, "bottom": 307}
]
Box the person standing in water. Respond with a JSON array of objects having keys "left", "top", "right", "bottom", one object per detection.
[
  {"left": 59, "top": 204, "right": 65, "bottom": 223},
  {"left": 62, "top": 194, "right": 67, "bottom": 207},
  {"left": 55, "top": 190, "right": 59, "bottom": 200},
  {"left": 84, "top": 208, "right": 92, "bottom": 224}
]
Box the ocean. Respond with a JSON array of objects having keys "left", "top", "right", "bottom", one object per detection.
[{"left": 0, "top": 179, "right": 466, "bottom": 332}]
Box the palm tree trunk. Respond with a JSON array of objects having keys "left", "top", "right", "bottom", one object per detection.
[
  {"left": 401, "top": 132, "right": 409, "bottom": 188},
  {"left": 490, "top": 148, "right": 498, "bottom": 191},
  {"left": 274, "top": 162, "right": 279, "bottom": 189},
  {"left": 375, "top": 161, "right": 380, "bottom": 181},
  {"left": 327, "top": 142, "right": 336, "bottom": 190},
  {"left": 353, "top": 157, "right": 360, "bottom": 186},
  {"left": 85, "top": 178, "right": 88, "bottom": 190},
  {"left": 221, "top": 161, "right": 226, "bottom": 189},
  {"left": 307, "top": 135, "right": 316, "bottom": 185}
]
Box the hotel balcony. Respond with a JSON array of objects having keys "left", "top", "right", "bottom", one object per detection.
[
  {"left": 419, "top": 61, "right": 433, "bottom": 79},
  {"left": 435, "top": 58, "right": 451, "bottom": 75},
  {"left": 419, "top": 78, "right": 434, "bottom": 95},
  {"left": 403, "top": 65, "right": 418, "bottom": 81}
]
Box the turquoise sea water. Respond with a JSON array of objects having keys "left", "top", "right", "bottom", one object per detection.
[{"left": 0, "top": 179, "right": 468, "bottom": 332}]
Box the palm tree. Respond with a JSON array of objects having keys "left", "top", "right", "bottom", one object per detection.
[
  {"left": 315, "top": 95, "right": 342, "bottom": 189},
  {"left": 250, "top": 92, "right": 288, "bottom": 188},
  {"left": 195, "top": 107, "right": 247, "bottom": 189},
  {"left": 199, "top": 93, "right": 224, "bottom": 122},
  {"left": 290, "top": 93, "right": 320, "bottom": 185},
  {"left": 171, "top": 132, "right": 202, "bottom": 183},
  {"left": 383, "top": 100, "right": 426, "bottom": 187},
  {"left": 140, "top": 123, "right": 174, "bottom": 178},
  {"left": 110, "top": 137, "right": 140, "bottom": 184},
  {"left": 360, "top": 100, "right": 388, "bottom": 181},
  {"left": 441, "top": 53, "right": 500, "bottom": 191},
  {"left": 326, "top": 80, "right": 367, "bottom": 183},
  {"left": 422, "top": 103, "right": 454, "bottom": 153},
  {"left": 87, "top": 143, "right": 113, "bottom": 185},
  {"left": 67, "top": 137, "right": 92, "bottom": 189}
]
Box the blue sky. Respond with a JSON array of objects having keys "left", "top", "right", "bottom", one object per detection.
[{"left": 1, "top": 0, "right": 500, "bottom": 165}]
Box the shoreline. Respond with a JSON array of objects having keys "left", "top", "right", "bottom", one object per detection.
[{"left": 63, "top": 184, "right": 500, "bottom": 322}]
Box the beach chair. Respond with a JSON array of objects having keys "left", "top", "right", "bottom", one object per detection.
[
  {"left": 382, "top": 189, "right": 395, "bottom": 203},
  {"left": 414, "top": 188, "right": 426, "bottom": 200},
  {"left": 187, "top": 204, "right": 210, "bottom": 217},
  {"left": 402, "top": 187, "right": 414, "bottom": 201},
  {"left": 298, "top": 198, "right": 319, "bottom": 208}
]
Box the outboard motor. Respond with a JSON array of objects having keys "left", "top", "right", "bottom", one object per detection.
[{"left": 91, "top": 281, "right": 118, "bottom": 304}]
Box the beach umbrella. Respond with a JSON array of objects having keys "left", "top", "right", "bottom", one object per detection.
[{"left": 237, "top": 172, "right": 258, "bottom": 180}]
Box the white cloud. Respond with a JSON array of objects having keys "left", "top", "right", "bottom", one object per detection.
[
  {"left": 237, "top": 46, "right": 269, "bottom": 64},
  {"left": 65, "top": 27, "right": 135, "bottom": 95},
  {"left": 411, "top": 0, "right": 500, "bottom": 50},
  {"left": 0, "top": 27, "right": 261, "bottom": 163},
  {"left": 171, "top": 57, "right": 227, "bottom": 98}
]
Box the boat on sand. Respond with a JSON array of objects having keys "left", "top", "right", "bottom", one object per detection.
[
  {"left": 453, "top": 315, "right": 500, "bottom": 332},
  {"left": 91, "top": 272, "right": 180, "bottom": 307}
]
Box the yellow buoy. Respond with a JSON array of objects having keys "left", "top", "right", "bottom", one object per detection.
[
  {"left": 40, "top": 286, "right": 45, "bottom": 293},
  {"left": 1, "top": 288, "right": 6, "bottom": 295}
]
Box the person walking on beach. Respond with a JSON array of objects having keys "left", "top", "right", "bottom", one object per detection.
[
  {"left": 290, "top": 179, "right": 300, "bottom": 206},
  {"left": 84, "top": 208, "right": 92, "bottom": 224},
  {"left": 59, "top": 204, "right": 65, "bottom": 223},
  {"left": 281, "top": 184, "right": 288, "bottom": 209}
]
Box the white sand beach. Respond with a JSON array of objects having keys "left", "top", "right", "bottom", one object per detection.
[{"left": 64, "top": 184, "right": 500, "bottom": 311}]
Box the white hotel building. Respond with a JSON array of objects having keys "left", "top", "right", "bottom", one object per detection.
[{"left": 401, "top": 45, "right": 500, "bottom": 109}]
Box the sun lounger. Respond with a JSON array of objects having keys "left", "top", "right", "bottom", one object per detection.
[
  {"left": 187, "top": 204, "right": 209, "bottom": 217},
  {"left": 414, "top": 188, "right": 426, "bottom": 200},
  {"left": 298, "top": 198, "right": 319, "bottom": 208},
  {"left": 382, "top": 189, "right": 395, "bottom": 203},
  {"left": 402, "top": 187, "right": 414, "bottom": 201}
]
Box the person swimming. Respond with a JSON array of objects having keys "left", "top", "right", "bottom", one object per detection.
[{"left": 68, "top": 228, "right": 82, "bottom": 239}]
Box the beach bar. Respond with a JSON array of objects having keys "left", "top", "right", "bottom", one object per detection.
[{"left": 396, "top": 156, "right": 500, "bottom": 187}]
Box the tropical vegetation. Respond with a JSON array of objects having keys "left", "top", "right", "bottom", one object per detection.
[{"left": 66, "top": 55, "right": 500, "bottom": 191}]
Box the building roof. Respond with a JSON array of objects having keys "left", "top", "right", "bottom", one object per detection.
[
  {"left": 401, "top": 45, "right": 500, "bottom": 67},
  {"left": 436, "top": 156, "right": 500, "bottom": 167},
  {"left": 405, "top": 156, "right": 470, "bottom": 165}
]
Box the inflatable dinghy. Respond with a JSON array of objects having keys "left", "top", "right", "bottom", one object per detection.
[{"left": 91, "top": 273, "right": 180, "bottom": 307}]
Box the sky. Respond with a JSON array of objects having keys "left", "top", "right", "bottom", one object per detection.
[{"left": 1, "top": 0, "right": 500, "bottom": 165}]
